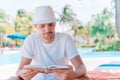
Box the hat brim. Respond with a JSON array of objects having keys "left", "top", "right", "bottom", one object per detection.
[{"left": 31, "top": 18, "right": 59, "bottom": 24}]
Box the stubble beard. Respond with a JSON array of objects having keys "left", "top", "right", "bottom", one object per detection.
[{"left": 42, "top": 32, "right": 55, "bottom": 43}]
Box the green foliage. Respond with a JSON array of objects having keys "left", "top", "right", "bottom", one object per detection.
[
  {"left": 96, "top": 40, "right": 120, "bottom": 51},
  {"left": 0, "top": 27, "right": 4, "bottom": 33},
  {"left": 0, "top": 9, "right": 8, "bottom": 20},
  {"left": 15, "top": 8, "right": 33, "bottom": 35},
  {"left": 103, "top": 44, "right": 116, "bottom": 51},
  {"left": 94, "top": 38, "right": 99, "bottom": 44},
  {"left": 96, "top": 43, "right": 116, "bottom": 51},
  {"left": 60, "top": 5, "right": 76, "bottom": 25},
  {"left": 91, "top": 8, "right": 114, "bottom": 37},
  {"left": 16, "top": 43, "right": 20, "bottom": 47},
  {"left": 114, "top": 40, "right": 120, "bottom": 50},
  {"left": 80, "top": 44, "right": 95, "bottom": 48},
  {"left": 17, "top": 9, "right": 26, "bottom": 17},
  {"left": 90, "top": 8, "right": 115, "bottom": 49}
]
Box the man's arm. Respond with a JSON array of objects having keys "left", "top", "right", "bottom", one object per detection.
[
  {"left": 16, "top": 56, "right": 32, "bottom": 75},
  {"left": 51, "top": 55, "right": 88, "bottom": 80},
  {"left": 70, "top": 55, "right": 87, "bottom": 79},
  {"left": 16, "top": 56, "right": 39, "bottom": 80}
]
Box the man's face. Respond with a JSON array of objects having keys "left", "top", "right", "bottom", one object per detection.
[{"left": 35, "top": 22, "right": 56, "bottom": 41}]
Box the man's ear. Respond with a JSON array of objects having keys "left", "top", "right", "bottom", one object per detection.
[{"left": 32, "top": 24, "right": 38, "bottom": 31}]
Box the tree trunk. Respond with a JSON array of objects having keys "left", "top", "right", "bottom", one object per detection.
[
  {"left": 0, "top": 33, "right": 3, "bottom": 46},
  {"left": 115, "top": 0, "right": 120, "bottom": 40}
]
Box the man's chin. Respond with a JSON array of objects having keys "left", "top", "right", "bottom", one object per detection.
[
  {"left": 44, "top": 35, "right": 55, "bottom": 41},
  {"left": 43, "top": 35, "right": 51, "bottom": 39}
]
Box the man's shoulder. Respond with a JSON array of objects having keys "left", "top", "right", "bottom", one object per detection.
[
  {"left": 56, "top": 33, "right": 71, "bottom": 39},
  {"left": 56, "top": 32, "right": 70, "bottom": 38}
]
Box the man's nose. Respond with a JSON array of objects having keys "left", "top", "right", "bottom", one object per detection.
[{"left": 44, "top": 25, "right": 50, "bottom": 32}]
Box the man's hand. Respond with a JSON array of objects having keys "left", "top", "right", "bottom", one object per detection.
[{"left": 18, "top": 69, "right": 39, "bottom": 80}]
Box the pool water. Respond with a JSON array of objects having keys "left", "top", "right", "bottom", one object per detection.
[
  {"left": 0, "top": 51, "right": 120, "bottom": 65},
  {"left": 0, "top": 53, "right": 21, "bottom": 65},
  {"left": 80, "top": 51, "right": 120, "bottom": 58}
]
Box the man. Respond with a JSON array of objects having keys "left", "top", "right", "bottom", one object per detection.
[{"left": 9, "top": 6, "right": 88, "bottom": 80}]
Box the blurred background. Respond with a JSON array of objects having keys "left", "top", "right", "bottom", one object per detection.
[{"left": 0, "top": 0, "right": 119, "bottom": 51}]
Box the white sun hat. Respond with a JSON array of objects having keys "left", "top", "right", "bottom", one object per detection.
[{"left": 32, "top": 6, "right": 59, "bottom": 24}]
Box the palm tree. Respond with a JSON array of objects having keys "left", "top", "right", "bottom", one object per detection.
[
  {"left": 15, "top": 9, "right": 26, "bottom": 33},
  {"left": 15, "top": 9, "right": 33, "bottom": 35},
  {"left": 82, "top": 24, "right": 91, "bottom": 45},
  {"left": 59, "top": 5, "right": 76, "bottom": 32},
  {"left": 14, "top": 9, "right": 33, "bottom": 46},
  {"left": 59, "top": 5, "right": 84, "bottom": 45},
  {"left": 71, "top": 20, "right": 82, "bottom": 43}
]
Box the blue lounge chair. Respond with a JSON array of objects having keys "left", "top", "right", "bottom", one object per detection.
[
  {"left": 95, "top": 62, "right": 120, "bottom": 73},
  {"left": 100, "top": 64, "right": 120, "bottom": 67}
]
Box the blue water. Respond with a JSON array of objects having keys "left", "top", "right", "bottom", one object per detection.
[
  {"left": 0, "top": 53, "right": 21, "bottom": 65},
  {"left": 0, "top": 51, "right": 120, "bottom": 65},
  {"left": 80, "top": 51, "right": 120, "bottom": 58}
]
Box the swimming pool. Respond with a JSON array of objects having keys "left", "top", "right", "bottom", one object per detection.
[
  {"left": 80, "top": 51, "right": 120, "bottom": 58},
  {"left": 0, "top": 53, "right": 21, "bottom": 65},
  {"left": 0, "top": 51, "right": 120, "bottom": 65},
  {"left": 78, "top": 48, "right": 120, "bottom": 58}
]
